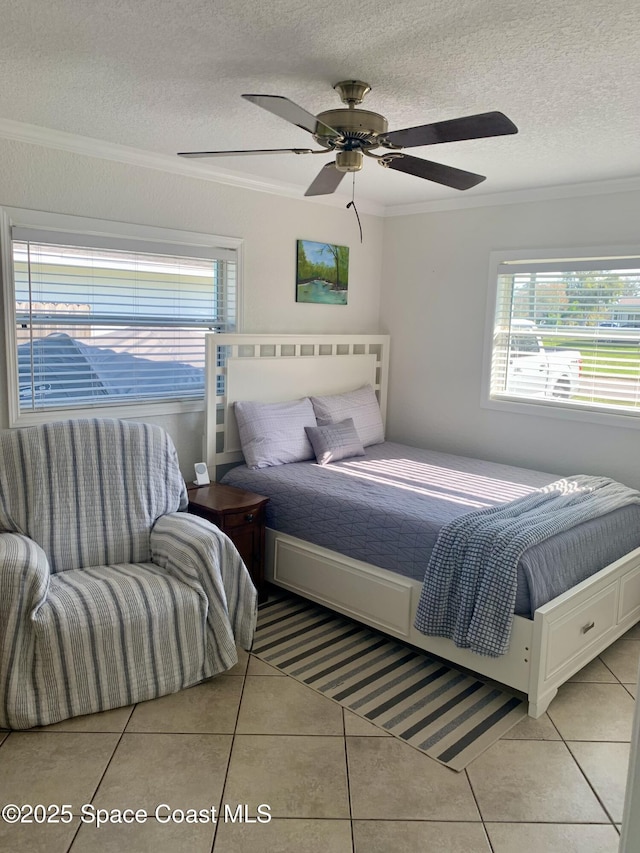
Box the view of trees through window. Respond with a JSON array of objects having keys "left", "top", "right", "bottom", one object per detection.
[{"left": 510, "top": 271, "right": 638, "bottom": 327}]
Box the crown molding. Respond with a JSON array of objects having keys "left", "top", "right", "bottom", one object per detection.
[
  {"left": 0, "top": 118, "right": 385, "bottom": 217},
  {"left": 1, "top": 117, "right": 639, "bottom": 219},
  {"left": 384, "top": 174, "right": 640, "bottom": 217}
]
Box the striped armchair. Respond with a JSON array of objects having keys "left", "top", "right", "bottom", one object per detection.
[{"left": 0, "top": 419, "right": 257, "bottom": 729}]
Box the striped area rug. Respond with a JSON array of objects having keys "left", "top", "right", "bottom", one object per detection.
[{"left": 252, "top": 594, "right": 527, "bottom": 771}]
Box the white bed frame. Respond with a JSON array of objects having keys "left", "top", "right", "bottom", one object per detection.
[{"left": 205, "top": 333, "right": 640, "bottom": 717}]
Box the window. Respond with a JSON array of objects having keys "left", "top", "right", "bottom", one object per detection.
[
  {"left": 1, "top": 209, "right": 241, "bottom": 424},
  {"left": 484, "top": 248, "right": 640, "bottom": 425}
]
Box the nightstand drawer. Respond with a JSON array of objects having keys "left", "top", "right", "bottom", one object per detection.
[{"left": 223, "top": 505, "right": 264, "bottom": 529}]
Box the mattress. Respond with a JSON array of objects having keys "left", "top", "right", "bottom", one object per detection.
[{"left": 222, "top": 442, "right": 640, "bottom": 617}]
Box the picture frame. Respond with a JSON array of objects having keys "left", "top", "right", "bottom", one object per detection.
[{"left": 296, "top": 239, "right": 349, "bottom": 304}]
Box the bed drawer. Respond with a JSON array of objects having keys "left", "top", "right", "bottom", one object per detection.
[
  {"left": 619, "top": 563, "right": 640, "bottom": 626},
  {"left": 545, "top": 582, "right": 618, "bottom": 677}
]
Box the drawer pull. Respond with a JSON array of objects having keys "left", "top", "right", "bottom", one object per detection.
[
  {"left": 581, "top": 621, "right": 596, "bottom": 634},
  {"left": 245, "top": 513, "right": 255, "bottom": 522}
]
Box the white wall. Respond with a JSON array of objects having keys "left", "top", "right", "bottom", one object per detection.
[
  {"left": 0, "top": 138, "right": 383, "bottom": 473},
  {"left": 381, "top": 188, "right": 640, "bottom": 489},
  {"left": 4, "top": 136, "right": 640, "bottom": 489}
]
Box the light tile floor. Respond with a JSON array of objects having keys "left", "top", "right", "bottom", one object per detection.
[{"left": 0, "top": 631, "right": 636, "bottom": 853}]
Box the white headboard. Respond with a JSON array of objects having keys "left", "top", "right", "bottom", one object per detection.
[{"left": 204, "top": 334, "right": 390, "bottom": 478}]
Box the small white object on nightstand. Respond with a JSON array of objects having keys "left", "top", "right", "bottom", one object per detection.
[{"left": 193, "top": 461, "right": 210, "bottom": 486}]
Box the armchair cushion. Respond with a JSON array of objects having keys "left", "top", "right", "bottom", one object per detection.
[{"left": 32, "top": 563, "right": 209, "bottom": 726}]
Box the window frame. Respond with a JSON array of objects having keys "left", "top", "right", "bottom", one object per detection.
[
  {"left": 0, "top": 207, "right": 243, "bottom": 427},
  {"left": 481, "top": 245, "right": 640, "bottom": 431}
]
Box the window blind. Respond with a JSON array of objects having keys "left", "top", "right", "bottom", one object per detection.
[
  {"left": 13, "top": 233, "right": 237, "bottom": 412},
  {"left": 490, "top": 258, "right": 640, "bottom": 416}
]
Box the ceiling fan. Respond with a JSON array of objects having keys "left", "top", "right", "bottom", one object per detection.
[{"left": 178, "top": 80, "right": 517, "bottom": 196}]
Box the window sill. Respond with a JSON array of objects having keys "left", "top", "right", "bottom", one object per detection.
[
  {"left": 481, "top": 393, "right": 640, "bottom": 431},
  {"left": 10, "top": 397, "right": 205, "bottom": 428}
]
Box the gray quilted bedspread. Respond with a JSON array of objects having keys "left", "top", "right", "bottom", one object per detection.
[{"left": 222, "top": 442, "right": 640, "bottom": 617}]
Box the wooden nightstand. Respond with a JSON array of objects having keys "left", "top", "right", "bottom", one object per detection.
[{"left": 187, "top": 482, "right": 269, "bottom": 602}]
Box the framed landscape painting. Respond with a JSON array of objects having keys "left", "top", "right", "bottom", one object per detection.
[{"left": 296, "top": 239, "right": 349, "bottom": 304}]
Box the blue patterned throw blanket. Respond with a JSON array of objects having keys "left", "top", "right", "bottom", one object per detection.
[{"left": 414, "top": 475, "right": 640, "bottom": 657}]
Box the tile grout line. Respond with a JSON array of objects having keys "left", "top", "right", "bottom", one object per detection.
[
  {"left": 600, "top": 653, "right": 627, "bottom": 685},
  {"left": 569, "top": 652, "right": 634, "bottom": 831},
  {"left": 463, "top": 766, "right": 496, "bottom": 853},
  {"left": 547, "top": 652, "right": 635, "bottom": 832},
  {"left": 563, "top": 737, "right": 623, "bottom": 829},
  {"left": 210, "top": 653, "right": 251, "bottom": 852},
  {"left": 342, "top": 708, "right": 356, "bottom": 853},
  {"left": 64, "top": 703, "right": 138, "bottom": 852}
]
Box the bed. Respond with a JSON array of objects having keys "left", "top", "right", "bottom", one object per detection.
[{"left": 204, "top": 333, "right": 640, "bottom": 716}]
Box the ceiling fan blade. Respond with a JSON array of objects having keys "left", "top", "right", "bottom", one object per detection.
[
  {"left": 178, "top": 147, "right": 314, "bottom": 158},
  {"left": 381, "top": 153, "right": 486, "bottom": 190},
  {"left": 304, "top": 162, "right": 346, "bottom": 196},
  {"left": 243, "top": 94, "right": 341, "bottom": 139},
  {"left": 381, "top": 111, "right": 518, "bottom": 148}
]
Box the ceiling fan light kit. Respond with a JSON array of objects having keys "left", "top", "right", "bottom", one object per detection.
[
  {"left": 334, "top": 150, "right": 363, "bottom": 173},
  {"left": 178, "top": 80, "right": 518, "bottom": 197}
]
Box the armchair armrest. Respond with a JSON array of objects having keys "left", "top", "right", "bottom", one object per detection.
[
  {"left": 150, "top": 513, "right": 257, "bottom": 669},
  {"left": 0, "top": 533, "right": 50, "bottom": 619},
  {"left": 0, "top": 533, "right": 51, "bottom": 726}
]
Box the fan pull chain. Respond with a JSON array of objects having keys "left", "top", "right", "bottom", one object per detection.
[{"left": 346, "top": 173, "right": 363, "bottom": 243}]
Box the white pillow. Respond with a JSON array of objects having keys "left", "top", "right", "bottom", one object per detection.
[
  {"left": 310, "top": 384, "right": 384, "bottom": 447},
  {"left": 234, "top": 397, "right": 316, "bottom": 469}
]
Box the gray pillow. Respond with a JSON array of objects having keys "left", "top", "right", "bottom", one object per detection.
[
  {"left": 310, "top": 384, "right": 384, "bottom": 447},
  {"left": 305, "top": 418, "right": 365, "bottom": 465},
  {"left": 234, "top": 397, "right": 316, "bottom": 469}
]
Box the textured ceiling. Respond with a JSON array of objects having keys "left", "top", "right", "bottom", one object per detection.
[{"left": 1, "top": 0, "right": 639, "bottom": 210}]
